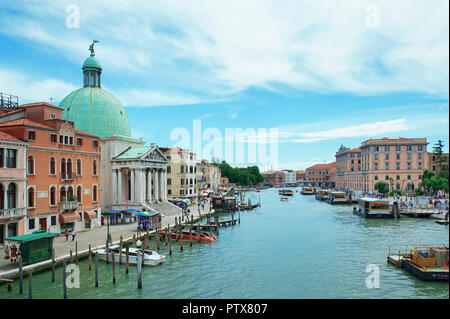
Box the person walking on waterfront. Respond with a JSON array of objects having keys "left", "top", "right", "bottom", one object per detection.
[
  {"left": 71, "top": 230, "right": 76, "bottom": 241},
  {"left": 64, "top": 229, "right": 69, "bottom": 241}
]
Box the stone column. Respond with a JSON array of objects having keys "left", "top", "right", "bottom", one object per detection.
[
  {"left": 163, "top": 169, "right": 167, "bottom": 201},
  {"left": 130, "top": 169, "right": 135, "bottom": 203},
  {"left": 117, "top": 169, "right": 122, "bottom": 203},
  {"left": 135, "top": 169, "right": 141, "bottom": 204},
  {"left": 147, "top": 169, "right": 152, "bottom": 203},
  {"left": 154, "top": 169, "right": 159, "bottom": 202},
  {"left": 112, "top": 169, "right": 118, "bottom": 203}
]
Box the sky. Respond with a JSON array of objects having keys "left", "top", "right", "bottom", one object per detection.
[{"left": 0, "top": 0, "right": 448, "bottom": 171}]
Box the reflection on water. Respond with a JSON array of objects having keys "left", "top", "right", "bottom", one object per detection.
[{"left": 1, "top": 188, "right": 448, "bottom": 299}]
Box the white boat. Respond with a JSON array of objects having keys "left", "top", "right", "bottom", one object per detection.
[
  {"left": 280, "top": 196, "right": 289, "bottom": 201},
  {"left": 94, "top": 245, "right": 166, "bottom": 266}
]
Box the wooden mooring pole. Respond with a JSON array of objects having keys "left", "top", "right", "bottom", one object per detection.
[
  {"left": 88, "top": 244, "right": 92, "bottom": 270},
  {"left": 19, "top": 256, "right": 23, "bottom": 293},
  {"left": 75, "top": 242, "right": 78, "bottom": 264},
  {"left": 169, "top": 228, "right": 172, "bottom": 256},
  {"left": 106, "top": 240, "right": 109, "bottom": 264},
  {"left": 95, "top": 252, "right": 99, "bottom": 287},
  {"left": 112, "top": 253, "right": 116, "bottom": 284},
  {"left": 63, "top": 262, "right": 67, "bottom": 299},
  {"left": 137, "top": 251, "right": 142, "bottom": 289},
  {"left": 119, "top": 236, "right": 123, "bottom": 265},
  {"left": 125, "top": 245, "right": 130, "bottom": 274},
  {"left": 28, "top": 270, "right": 32, "bottom": 299}
]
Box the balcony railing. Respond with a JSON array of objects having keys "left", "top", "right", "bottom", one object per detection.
[
  {"left": 0, "top": 207, "right": 26, "bottom": 219},
  {"left": 59, "top": 201, "right": 78, "bottom": 210},
  {"left": 61, "top": 171, "right": 76, "bottom": 182}
]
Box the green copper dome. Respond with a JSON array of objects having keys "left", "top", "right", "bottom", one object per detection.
[
  {"left": 59, "top": 42, "right": 131, "bottom": 138},
  {"left": 60, "top": 87, "right": 131, "bottom": 138}
]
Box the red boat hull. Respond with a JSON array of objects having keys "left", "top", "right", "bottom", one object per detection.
[{"left": 159, "top": 230, "right": 217, "bottom": 242}]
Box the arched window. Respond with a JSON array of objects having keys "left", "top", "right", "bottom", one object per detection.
[
  {"left": 7, "top": 183, "right": 17, "bottom": 209},
  {"left": 93, "top": 185, "right": 98, "bottom": 202},
  {"left": 67, "top": 186, "right": 74, "bottom": 201},
  {"left": 28, "top": 187, "right": 35, "bottom": 208},
  {"left": 93, "top": 160, "right": 97, "bottom": 176},
  {"left": 50, "top": 157, "right": 56, "bottom": 175},
  {"left": 27, "top": 155, "right": 34, "bottom": 175},
  {"left": 61, "top": 158, "right": 66, "bottom": 177},
  {"left": 67, "top": 158, "right": 72, "bottom": 179},
  {"left": 60, "top": 187, "right": 67, "bottom": 202},
  {"left": 77, "top": 159, "right": 82, "bottom": 175},
  {"left": 50, "top": 186, "right": 56, "bottom": 206},
  {"left": 77, "top": 186, "right": 82, "bottom": 203}
]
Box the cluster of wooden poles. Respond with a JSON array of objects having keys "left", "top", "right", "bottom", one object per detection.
[{"left": 3, "top": 208, "right": 242, "bottom": 298}]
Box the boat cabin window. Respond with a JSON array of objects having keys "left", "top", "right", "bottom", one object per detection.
[{"left": 370, "top": 203, "right": 389, "bottom": 210}]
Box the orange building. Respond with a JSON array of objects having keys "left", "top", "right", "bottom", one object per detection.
[
  {"left": 335, "top": 146, "right": 362, "bottom": 190},
  {"left": 0, "top": 103, "right": 101, "bottom": 234},
  {"left": 305, "top": 162, "right": 336, "bottom": 187}
]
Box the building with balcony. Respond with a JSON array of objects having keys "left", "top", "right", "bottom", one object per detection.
[
  {"left": 358, "top": 137, "right": 428, "bottom": 192},
  {"left": 335, "top": 146, "right": 362, "bottom": 190},
  {"left": 0, "top": 102, "right": 102, "bottom": 234},
  {"left": 196, "top": 160, "right": 221, "bottom": 195},
  {"left": 0, "top": 132, "right": 28, "bottom": 245}
]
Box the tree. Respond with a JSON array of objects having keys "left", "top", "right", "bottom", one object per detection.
[
  {"left": 375, "top": 182, "right": 388, "bottom": 194},
  {"left": 432, "top": 140, "right": 447, "bottom": 178}
]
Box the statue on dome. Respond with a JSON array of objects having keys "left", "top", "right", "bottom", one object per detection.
[{"left": 89, "top": 40, "right": 99, "bottom": 56}]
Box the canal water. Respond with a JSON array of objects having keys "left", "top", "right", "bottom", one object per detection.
[{"left": 1, "top": 188, "right": 448, "bottom": 299}]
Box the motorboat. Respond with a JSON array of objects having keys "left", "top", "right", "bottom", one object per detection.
[
  {"left": 94, "top": 245, "right": 166, "bottom": 266},
  {"left": 159, "top": 229, "right": 217, "bottom": 242},
  {"left": 280, "top": 196, "right": 289, "bottom": 202},
  {"left": 300, "top": 187, "right": 314, "bottom": 195},
  {"left": 279, "top": 189, "right": 294, "bottom": 196}
]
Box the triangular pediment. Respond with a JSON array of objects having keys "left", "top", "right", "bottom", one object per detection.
[{"left": 142, "top": 147, "right": 167, "bottom": 162}]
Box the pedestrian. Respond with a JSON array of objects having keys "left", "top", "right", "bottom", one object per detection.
[
  {"left": 71, "top": 230, "right": 76, "bottom": 241},
  {"left": 64, "top": 229, "right": 69, "bottom": 241}
]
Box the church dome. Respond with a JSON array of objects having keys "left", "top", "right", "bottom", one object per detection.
[{"left": 59, "top": 42, "right": 131, "bottom": 138}]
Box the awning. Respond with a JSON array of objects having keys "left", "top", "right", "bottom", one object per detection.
[
  {"left": 59, "top": 211, "right": 81, "bottom": 224},
  {"left": 136, "top": 212, "right": 159, "bottom": 218},
  {"left": 122, "top": 209, "right": 140, "bottom": 214},
  {"left": 102, "top": 210, "right": 122, "bottom": 215},
  {"left": 84, "top": 211, "right": 97, "bottom": 220},
  {"left": 6, "top": 232, "right": 59, "bottom": 243}
]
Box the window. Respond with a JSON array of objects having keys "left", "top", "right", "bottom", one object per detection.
[
  {"left": 385, "top": 154, "right": 389, "bottom": 160},
  {"left": 385, "top": 162, "right": 389, "bottom": 170},
  {"left": 29, "top": 219, "right": 35, "bottom": 230},
  {"left": 168, "top": 189, "right": 172, "bottom": 195},
  {"left": 374, "top": 163, "right": 378, "bottom": 170},
  {"left": 27, "top": 155, "right": 34, "bottom": 175},
  {"left": 418, "top": 162, "right": 423, "bottom": 169},
  {"left": 50, "top": 134, "right": 57, "bottom": 143},
  {"left": 93, "top": 185, "right": 98, "bottom": 202},
  {"left": 385, "top": 146, "right": 390, "bottom": 152},
  {"left": 396, "top": 175, "right": 400, "bottom": 180},
  {"left": 181, "top": 178, "right": 184, "bottom": 185},
  {"left": 28, "top": 187, "right": 35, "bottom": 208},
  {"left": 396, "top": 162, "right": 400, "bottom": 170},
  {"left": 167, "top": 178, "right": 171, "bottom": 185},
  {"left": 396, "top": 145, "right": 401, "bottom": 152},
  {"left": 407, "top": 162, "right": 411, "bottom": 170},
  {"left": 0, "top": 149, "right": 3, "bottom": 167},
  {"left": 6, "top": 149, "right": 17, "bottom": 168},
  {"left": 59, "top": 135, "right": 64, "bottom": 144},
  {"left": 407, "top": 175, "right": 411, "bottom": 180},
  {"left": 396, "top": 154, "right": 400, "bottom": 160},
  {"left": 69, "top": 137, "right": 74, "bottom": 145},
  {"left": 65, "top": 136, "right": 68, "bottom": 144},
  {"left": 77, "top": 159, "right": 82, "bottom": 175},
  {"left": 50, "top": 186, "right": 56, "bottom": 206},
  {"left": 77, "top": 186, "right": 82, "bottom": 203},
  {"left": 181, "top": 166, "right": 184, "bottom": 173},
  {"left": 92, "top": 160, "right": 97, "bottom": 176},
  {"left": 28, "top": 131, "right": 36, "bottom": 140},
  {"left": 50, "top": 157, "right": 56, "bottom": 175},
  {"left": 374, "top": 175, "right": 378, "bottom": 180},
  {"left": 374, "top": 146, "right": 379, "bottom": 152},
  {"left": 374, "top": 154, "right": 379, "bottom": 160},
  {"left": 93, "top": 140, "right": 99, "bottom": 148},
  {"left": 418, "top": 145, "right": 423, "bottom": 151},
  {"left": 418, "top": 152, "right": 422, "bottom": 159},
  {"left": 385, "top": 175, "right": 389, "bottom": 181},
  {"left": 406, "top": 145, "right": 412, "bottom": 151},
  {"left": 419, "top": 175, "right": 422, "bottom": 180},
  {"left": 77, "top": 138, "right": 83, "bottom": 146},
  {"left": 407, "top": 153, "right": 412, "bottom": 160},
  {"left": 51, "top": 216, "right": 56, "bottom": 226},
  {"left": 167, "top": 166, "right": 171, "bottom": 173}
]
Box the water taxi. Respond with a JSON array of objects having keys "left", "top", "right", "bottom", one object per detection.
[
  {"left": 327, "top": 191, "right": 348, "bottom": 204},
  {"left": 300, "top": 187, "right": 314, "bottom": 195},
  {"left": 353, "top": 197, "right": 393, "bottom": 218},
  {"left": 94, "top": 245, "right": 166, "bottom": 266},
  {"left": 387, "top": 245, "right": 449, "bottom": 281},
  {"left": 159, "top": 229, "right": 217, "bottom": 242},
  {"left": 280, "top": 196, "right": 289, "bottom": 202},
  {"left": 316, "top": 190, "right": 330, "bottom": 201},
  {"left": 279, "top": 189, "right": 294, "bottom": 196}
]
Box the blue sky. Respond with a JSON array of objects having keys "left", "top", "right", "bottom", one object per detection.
[{"left": 0, "top": 0, "right": 448, "bottom": 170}]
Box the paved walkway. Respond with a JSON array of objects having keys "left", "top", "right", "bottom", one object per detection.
[{"left": 0, "top": 200, "right": 211, "bottom": 277}]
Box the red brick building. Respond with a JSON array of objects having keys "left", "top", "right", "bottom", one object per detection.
[
  {"left": 0, "top": 103, "right": 101, "bottom": 234},
  {"left": 305, "top": 162, "right": 336, "bottom": 187}
]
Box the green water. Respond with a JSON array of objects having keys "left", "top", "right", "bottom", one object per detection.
[{"left": 1, "top": 188, "right": 448, "bottom": 299}]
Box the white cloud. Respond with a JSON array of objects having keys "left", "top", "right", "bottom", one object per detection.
[{"left": 0, "top": 0, "right": 447, "bottom": 103}]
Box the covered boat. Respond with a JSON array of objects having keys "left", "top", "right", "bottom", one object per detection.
[
  {"left": 327, "top": 191, "right": 348, "bottom": 204},
  {"left": 300, "top": 187, "right": 314, "bottom": 195},
  {"left": 94, "top": 245, "right": 166, "bottom": 266},
  {"left": 159, "top": 229, "right": 217, "bottom": 242},
  {"left": 353, "top": 197, "right": 393, "bottom": 218}
]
